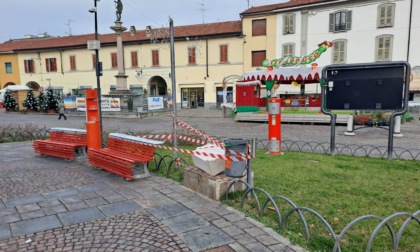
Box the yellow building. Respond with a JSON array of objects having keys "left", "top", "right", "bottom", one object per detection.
[
  {"left": 0, "top": 52, "right": 21, "bottom": 89},
  {"left": 0, "top": 21, "right": 244, "bottom": 110}
]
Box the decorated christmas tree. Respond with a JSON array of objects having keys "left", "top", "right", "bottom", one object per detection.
[
  {"left": 43, "top": 88, "right": 59, "bottom": 111},
  {"left": 3, "top": 89, "right": 17, "bottom": 110},
  {"left": 37, "top": 91, "right": 46, "bottom": 111},
  {"left": 23, "top": 90, "right": 39, "bottom": 111}
]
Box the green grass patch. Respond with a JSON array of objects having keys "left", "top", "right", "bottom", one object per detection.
[{"left": 154, "top": 147, "right": 420, "bottom": 252}]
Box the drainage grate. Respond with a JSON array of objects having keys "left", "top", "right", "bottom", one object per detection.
[{"left": 204, "top": 245, "right": 236, "bottom": 252}]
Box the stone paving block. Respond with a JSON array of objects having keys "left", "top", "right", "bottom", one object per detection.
[
  {"left": 234, "top": 220, "right": 255, "bottom": 229},
  {"left": 221, "top": 225, "right": 245, "bottom": 237},
  {"left": 201, "top": 212, "right": 220, "bottom": 221},
  {"left": 228, "top": 242, "right": 249, "bottom": 252},
  {"left": 113, "top": 188, "right": 142, "bottom": 200},
  {"left": 98, "top": 200, "right": 141, "bottom": 216},
  {"left": 59, "top": 195, "right": 83, "bottom": 204},
  {"left": 268, "top": 244, "right": 294, "bottom": 252},
  {"left": 77, "top": 192, "right": 99, "bottom": 200},
  {"left": 211, "top": 218, "right": 231, "bottom": 228},
  {"left": 43, "top": 188, "right": 80, "bottom": 200},
  {"left": 223, "top": 213, "right": 245, "bottom": 223},
  {"left": 243, "top": 242, "right": 273, "bottom": 252},
  {"left": 10, "top": 215, "right": 62, "bottom": 237},
  {"left": 16, "top": 203, "right": 41, "bottom": 213},
  {"left": 3, "top": 195, "right": 45, "bottom": 207},
  {"left": 95, "top": 189, "right": 119, "bottom": 198},
  {"left": 0, "top": 208, "right": 18, "bottom": 217},
  {"left": 38, "top": 199, "right": 61, "bottom": 208},
  {"left": 255, "top": 234, "right": 281, "bottom": 246},
  {"left": 104, "top": 195, "right": 126, "bottom": 204},
  {"left": 0, "top": 224, "right": 11, "bottom": 241},
  {"left": 178, "top": 226, "right": 233, "bottom": 252},
  {"left": 161, "top": 212, "right": 210, "bottom": 234},
  {"left": 0, "top": 201, "right": 5, "bottom": 210},
  {"left": 43, "top": 204, "right": 68, "bottom": 215},
  {"left": 58, "top": 207, "right": 105, "bottom": 226},
  {"left": 232, "top": 233, "right": 257, "bottom": 245},
  {"left": 64, "top": 201, "right": 89, "bottom": 211},
  {"left": 84, "top": 197, "right": 108, "bottom": 207},
  {"left": 76, "top": 183, "right": 110, "bottom": 193},
  {"left": 0, "top": 214, "right": 21, "bottom": 225},
  {"left": 244, "top": 227, "right": 266, "bottom": 237},
  {"left": 20, "top": 210, "right": 45, "bottom": 220},
  {"left": 147, "top": 203, "right": 191, "bottom": 220}
]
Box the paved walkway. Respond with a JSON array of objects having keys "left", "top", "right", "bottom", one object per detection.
[{"left": 0, "top": 142, "right": 305, "bottom": 252}]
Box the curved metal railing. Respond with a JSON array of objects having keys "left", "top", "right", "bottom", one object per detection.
[{"left": 224, "top": 180, "right": 420, "bottom": 252}]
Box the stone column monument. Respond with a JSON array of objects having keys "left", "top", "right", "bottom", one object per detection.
[{"left": 110, "top": 0, "right": 128, "bottom": 91}]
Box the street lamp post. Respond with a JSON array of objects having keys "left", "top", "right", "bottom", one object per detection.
[{"left": 90, "top": 0, "right": 103, "bottom": 143}]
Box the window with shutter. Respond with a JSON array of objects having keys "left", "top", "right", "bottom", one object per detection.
[
  {"left": 283, "top": 14, "right": 295, "bottom": 34},
  {"left": 152, "top": 50, "right": 159, "bottom": 66},
  {"left": 332, "top": 40, "right": 347, "bottom": 64},
  {"left": 252, "top": 51, "right": 266, "bottom": 67},
  {"left": 329, "top": 10, "right": 352, "bottom": 32},
  {"left": 188, "top": 47, "right": 196, "bottom": 65},
  {"left": 24, "top": 60, "right": 35, "bottom": 73},
  {"left": 131, "top": 51, "right": 138, "bottom": 67},
  {"left": 377, "top": 4, "right": 395, "bottom": 28},
  {"left": 70, "top": 55, "right": 76, "bottom": 71},
  {"left": 45, "top": 58, "right": 57, "bottom": 72},
  {"left": 111, "top": 53, "right": 118, "bottom": 68},
  {"left": 220, "top": 44, "right": 228, "bottom": 63},
  {"left": 375, "top": 35, "right": 393, "bottom": 61},
  {"left": 252, "top": 19, "right": 266, "bottom": 36},
  {"left": 282, "top": 43, "right": 295, "bottom": 57}
]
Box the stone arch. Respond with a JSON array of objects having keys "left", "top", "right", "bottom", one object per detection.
[
  {"left": 3, "top": 82, "right": 16, "bottom": 88},
  {"left": 147, "top": 76, "right": 168, "bottom": 96},
  {"left": 26, "top": 81, "right": 40, "bottom": 91}
]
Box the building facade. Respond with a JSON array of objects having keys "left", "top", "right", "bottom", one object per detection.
[
  {"left": 241, "top": 0, "right": 420, "bottom": 92},
  {"left": 0, "top": 21, "right": 244, "bottom": 109},
  {"left": 1, "top": 0, "right": 419, "bottom": 109}
]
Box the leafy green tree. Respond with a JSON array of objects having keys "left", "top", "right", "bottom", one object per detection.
[
  {"left": 3, "top": 89, "right": 17, "bottom": 110},
  {"left": 23, "top": 90, "right": 39, "bottom": 110}
]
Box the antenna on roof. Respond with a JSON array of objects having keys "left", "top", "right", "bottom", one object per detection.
[
  {"left": 65, "top": 19, "right": 75, "bottom": 36},
  {"left": 196, "top": 0, "right": 206, "bottom": 24}
]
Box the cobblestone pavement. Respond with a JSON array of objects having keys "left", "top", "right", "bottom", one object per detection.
[
  {"left": 1, "top": 108, "right": 420, "bottom": 149},
  {"left": 0, "top": 142, "right": 305, "bottom": 252}
]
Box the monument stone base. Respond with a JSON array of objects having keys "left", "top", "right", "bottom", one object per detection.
[{"left": 183, "top": 167, "right": 253, "bottom": 201}]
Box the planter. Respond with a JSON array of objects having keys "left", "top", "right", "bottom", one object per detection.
[{"left": 47, "top": 109, "right": 58, "bottom": 114}]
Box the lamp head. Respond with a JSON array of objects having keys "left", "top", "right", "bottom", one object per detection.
[{"left": 88, "top": 7, "right": 96, "bottom": 13}]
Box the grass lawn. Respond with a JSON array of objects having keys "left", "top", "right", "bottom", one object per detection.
[{"left": 153, "top": 147, "right": 420, "bottom": 252}]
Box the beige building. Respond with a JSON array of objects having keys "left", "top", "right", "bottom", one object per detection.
[{"left": 0, "top": 21, "right": 244, "bottom": 109}]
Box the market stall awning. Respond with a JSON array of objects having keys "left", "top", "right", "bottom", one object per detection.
[
  {"left": 235, "top": 80, "right": 262, "bottom": 86},
  {"left": 242, "top": 67, "right": 323, "bottom": 82}
]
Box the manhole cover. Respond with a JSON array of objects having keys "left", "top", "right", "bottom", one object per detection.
[{"left": 204, "top": 245, "right": 236, "bottom": 252}]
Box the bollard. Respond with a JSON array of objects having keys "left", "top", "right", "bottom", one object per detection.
[
  {"left": 393, "top": 115, "right": 403, "bottom": 137},
  {"left": 268, "top": 98, "right": 281, "bottom": 154},
  {"left": 344, "top": 115, "right": 355, "bottom": 136}
]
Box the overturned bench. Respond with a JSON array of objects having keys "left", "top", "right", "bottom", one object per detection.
[
  {"left": 33, "top": 128, "right": 87, "bottom": 160},
  {"left": 88, "top": 133, "right": 163, "bottom": 180}
]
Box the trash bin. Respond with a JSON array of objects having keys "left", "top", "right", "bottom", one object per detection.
[{"left": 224, "top": 138, "right": 248, "bottom": 177}]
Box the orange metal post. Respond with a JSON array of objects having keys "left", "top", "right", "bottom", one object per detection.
[
  {"left": 268, "top": 98, "right": 281, "bottom": 154},
  {"left": 85, "top": 89, "right": 102, "bottom": 149}
]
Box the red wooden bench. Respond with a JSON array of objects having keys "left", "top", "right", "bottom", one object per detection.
[
  {"left": 88, "top": 133, "right": 163, "bottom": 180},
  {"left": 33, "top": 128, "right": 87, "bottom": 160}
]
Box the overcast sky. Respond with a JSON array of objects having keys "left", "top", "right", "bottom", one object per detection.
[{"left": 0, "top": 0, "right": 286, "bottom": 42}]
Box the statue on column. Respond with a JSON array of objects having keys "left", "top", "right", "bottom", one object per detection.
[{"left": 114, "top": 0, "right": 123, "bottom": 22}]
